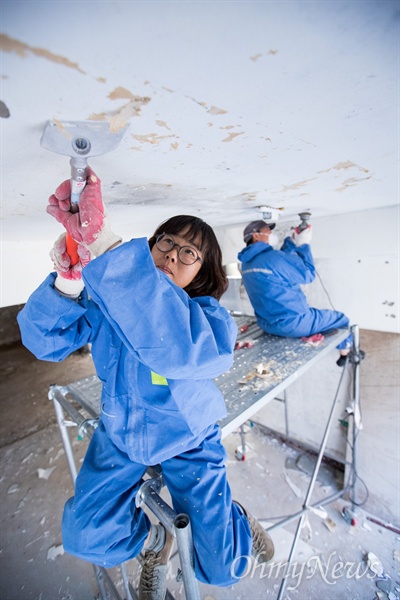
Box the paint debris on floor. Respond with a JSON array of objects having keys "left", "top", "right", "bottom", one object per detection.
[{"left": 0, "top": 344, "right": 399, "bottom": 600}]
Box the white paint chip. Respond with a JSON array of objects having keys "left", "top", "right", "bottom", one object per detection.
[
  {"left": 37, "top": 467, "right": 56, "bottom": 480},
  {"left": 7, "top": 483, "right": 20, "bottom": 494},
  {"left": 47, "top": 544, "right": 65, "bottom": 561}
]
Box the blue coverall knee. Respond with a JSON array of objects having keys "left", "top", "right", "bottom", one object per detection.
[
  {"left": 161, "top": 423, "right": 252, "bottom": 585},
  {"left": 62, "top": 422, "right": 150, "bottom": 567},
  {"left": 264, "top": 308, "right": 352, "bottom": 349},
  {"left": 62, "top": 421, "right": 252, "bottom": 586}
]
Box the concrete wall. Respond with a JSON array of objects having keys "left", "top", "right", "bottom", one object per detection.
[
  {"left": 355, "top": 330, "right": 399, "bottom": 525},
  {"left": 0, "top": 304, "right": 24, "bottom": 346}
]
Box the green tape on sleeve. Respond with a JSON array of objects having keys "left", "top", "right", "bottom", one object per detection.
[{"left": 151, "top": 371, "right": 168, "bottom": 386}]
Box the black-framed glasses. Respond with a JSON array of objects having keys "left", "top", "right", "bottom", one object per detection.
[{"left": 155, "top": 233, "right": 203, "bottom": 266}]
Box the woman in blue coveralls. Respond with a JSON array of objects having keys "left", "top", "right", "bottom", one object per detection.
[
  {"left": 238, "top": 220, "right": 353, "bottom": 365},
  {"left": 17, "top": 169, "right": 274, "bottom": 600}
]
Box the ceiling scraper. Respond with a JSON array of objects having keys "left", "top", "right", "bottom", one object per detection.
[{"left": 41, "top": 119, "right": 128, "bottom": 264}]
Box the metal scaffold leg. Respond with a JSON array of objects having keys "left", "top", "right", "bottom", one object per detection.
[
  {"left": 266, "top": 325, "right": 362, "bottom": 600},
  {"left": 349, "top": 324, "right": 362, "bottom": 513}
]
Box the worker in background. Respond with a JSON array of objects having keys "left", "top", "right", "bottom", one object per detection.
[
  {"left": 238, "top": 220, "right": 352, "bottom": 365},
  {"left": 17, "top": 169, "right": 274, "bottom": 600}
]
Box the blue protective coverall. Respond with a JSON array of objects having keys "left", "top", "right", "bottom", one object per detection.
[
  {"left": 238, "top": 238, "right": 351, "bottom": 348},
  {"left": 17, "top": 238, "right": 252, "bottom": 585}
]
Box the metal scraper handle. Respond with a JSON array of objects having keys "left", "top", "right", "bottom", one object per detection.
[
  {"left": 70, "top": 156, "right": 88, "bottom": 205},
  {"left": 41, "top": 120, "right": 128, "bottom": 266},
  {"left": 67, "top": 156, "right": 88, "bottom": 265}
]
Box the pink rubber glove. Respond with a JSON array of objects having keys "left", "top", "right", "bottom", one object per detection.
[
  {"left": 47, "top": 166, "right": 105, "bottom": 245},
  {"left": 47, "top": 166, "right": 122, "bottom": 256},
  {"left": 291, "top": 225, "right": 312, "bottom": 246},
  {"left": 50, "top": 234, "right": 91, "bottom": 297}
]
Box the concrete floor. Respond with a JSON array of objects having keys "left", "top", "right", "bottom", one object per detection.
[{"left": 0, "top": 343, "right": 399, "bottom": 600}]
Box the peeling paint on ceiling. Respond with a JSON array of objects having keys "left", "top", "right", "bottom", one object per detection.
[
  {"left": 0, "top": 32, "right": 85, "bottom": 73},
  {"left": 0, "top": 0, "right": 398, "bottom": 306}
]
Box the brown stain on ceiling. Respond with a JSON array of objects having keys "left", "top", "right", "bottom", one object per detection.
[
  {"left": 319, "top": 160, "right": 369, "bottom": 174},
  {"left": 132, "top": 133, "right": 178, "bottom": 145},
  {"left": 187, "top": 96, "right": 228, "bottom": 115},
  {"left": 279, "top": 161, "right": 371, "bottom": 194},
  {"left": 250, "top": 50, "right": 277, "bottom": 61},
  {"left": 295, "top": 137, "right": 317, "bottom": 147},
  {"left": 89, "top": 112, "right": 108, "bottom": 121},
  {"left": 109, "top": 102, "right": 150, "bottom": 132},
  {"left": 207, "top": 105, "right": 228, "bottom": 115},
  {"left": 0, "top": 33, "right": 85, "bottom": 74},
  {"left": 0, "top": 36, "right": 150, "bottom": 133},
  {"left": 88, "top": 87, "right": 151, "bottom": 132},
  {"left": 281, "top": 178, "right": 317, "bottom": 192},
  {"left": 108, "top": 87, "right": 145, "bottom": 102},
  {"left": 245, "top": 193, "right": 258, "bottom": 202},
  {"left": 222, "top": 132, "right": 245, "bottom": 143},
  {"left": 156, "top": 120, "right": 171, "bottom": 131},
  {"left": 53, "top": 118, "right": 72, "bottom": 139},
  {"left": 227, "top": 191, "right": 258, "bottom": 204},
  {"left": 335, "top": 176, "right": 372, "bottom": 192}
]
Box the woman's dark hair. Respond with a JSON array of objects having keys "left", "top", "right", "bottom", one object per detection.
[{"left": 148, "top": 215, "right": 228, "bottom": 300}]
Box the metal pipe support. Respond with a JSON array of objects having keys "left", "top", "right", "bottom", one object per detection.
[
  {"left": 136, "top": 477, "right": 177, "bottom": 537},
  {"left": 350, "top": 324, "right": 361, "bottom": 512},
  {"left": 49, "top": 387, "right": 78, "bottom": 482},
  {"left": 174, "top": 514, "right": 201, "bottom": 600}
]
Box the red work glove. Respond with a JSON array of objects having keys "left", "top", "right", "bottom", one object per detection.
[
  {"left": 291, "top": 225, "right": 312, "bottom": 246},
  {"left": 50, "top": 234, "right": 91, "bottom": 298},
  {"left": 47, "top": 166, "right": 122, "bottom": 256}
]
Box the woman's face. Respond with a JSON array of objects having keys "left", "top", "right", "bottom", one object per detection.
[{"left": 151, "top": 229, "right": 203, "bottom": 289}]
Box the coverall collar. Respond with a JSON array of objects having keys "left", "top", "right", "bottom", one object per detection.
[{"left": 238, "top": 241, "right": 273, "bottom": 263}]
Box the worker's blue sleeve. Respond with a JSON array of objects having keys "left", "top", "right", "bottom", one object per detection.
[
  {"left": 82, "top": 238, "right": 237, "bottom": 380},
  {"left": 17, "top": 273, "right": 103, "bottom": 362},
  {"left": 278, "top": 237, "right": 316, "bottom": 284}
]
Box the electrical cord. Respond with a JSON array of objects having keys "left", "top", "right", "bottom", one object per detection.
[
  {"left": 339, "top": 414, "right": 370, "bottom": 507},
  {"left": 315, "top": 268, "right": 336, "bottom": 311},
  {"left": 310, "top": 273, "right": 365, "bottom": 504},
  {"left": 337, "top": 364, "right": 370, "bottom": 507}
]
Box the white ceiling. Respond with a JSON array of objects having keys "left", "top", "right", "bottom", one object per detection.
[{"left": 0, "top": 1, "right": 398, "bottom": 267}]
